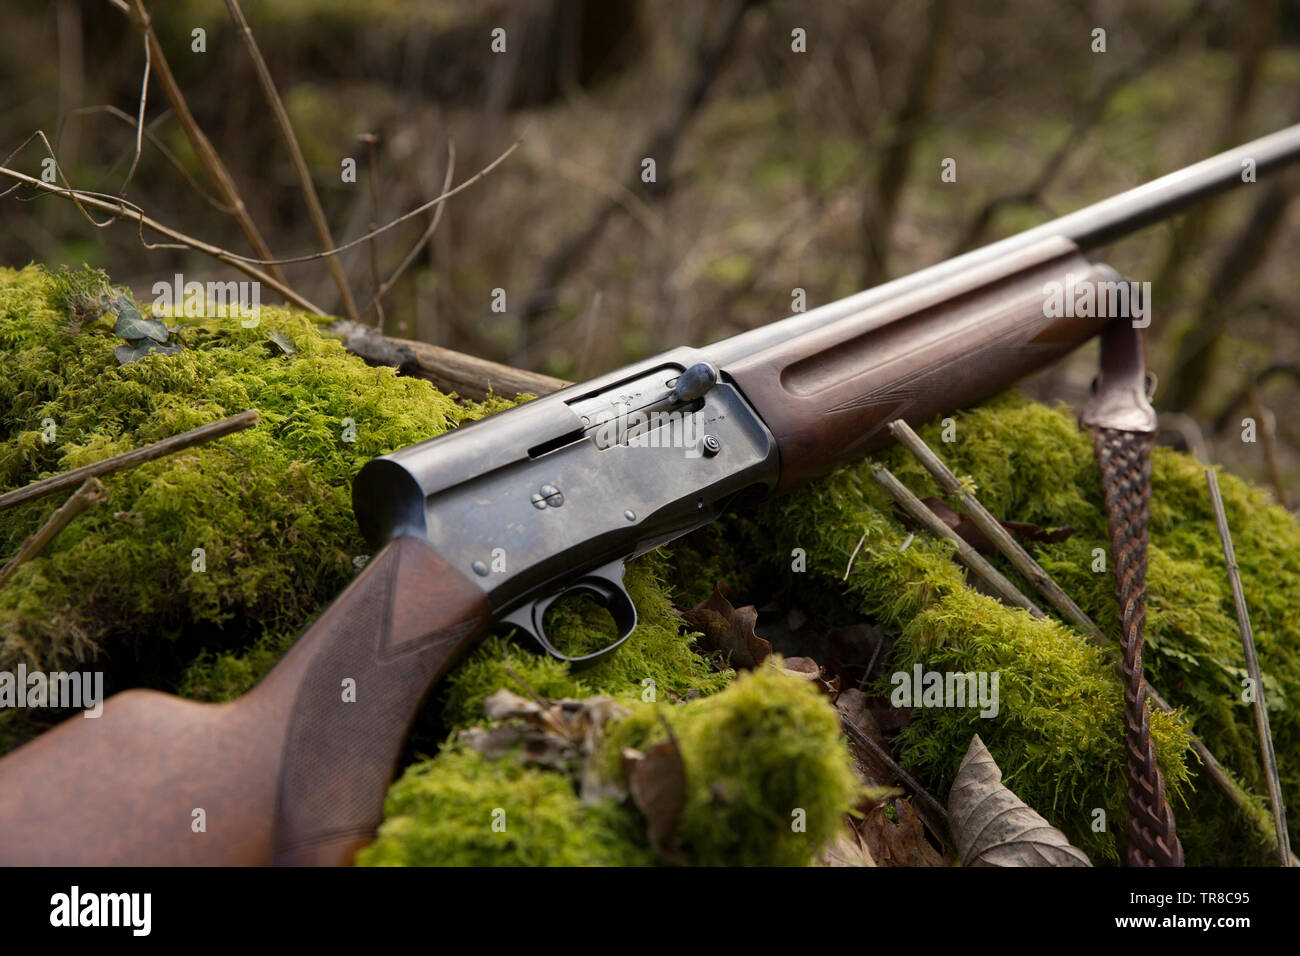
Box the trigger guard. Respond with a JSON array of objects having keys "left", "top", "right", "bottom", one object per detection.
[{"left": 512, "top": 562, "right": 638, "bottom": 669}]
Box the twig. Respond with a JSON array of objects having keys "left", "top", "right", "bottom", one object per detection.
[
  {"left": 842, "top": 530, "right": 868, "bottom": 581},
  {"left": 120, "top": 0, "right": 285, "bottom": 284},
  {"left": 57, "top": 105, "right": 231, "bottom": 212},
  {"left": 363, "top": 141, "right": 456, "bottom": 317},
  {"left": 1206, "top": 468, "right": 1292, "bottom": 865},
  {"left": 1246, "top": 382, "right": 1290, "bottom": 508},
  {"left": 119, "top": 29, "right": 150, "bottom": 195},
  {"left": 861, "top": 0, "right": 954, "bottom": 285},
  {"left": 0, "top": 411, "right": 259, "bottom": 512},
  {"left": 0, "top": 479, "right": 107, "bottom": 588},
  {"left": 203, "top": 137, "right": 521, "bottom": 268},
  {"left": 888, "top": 420, "right": 1096, "bottom": 636},
  {"left": 1162, "top": 174, "right": 1298, "bottom": 411},
  {"left": 358, "top": 133, "right": 384, "bottom": 328},
  {"left": 1211, "top": 363, "right": 1300, "bottom": 433},
  {"left": 840, "top": 715, "right": 950, "bottom": 840},
  {"left": 330, "top": 323, "right": 569, "bottom": 400},
  {"left": 222, "top": 0, "right": 359, "bottom": 322},
  {"left": 871, "top": 465, "right": 1045, "bottom": 618},
  {"left": 887, "top": 420, "right": 1298, "bottom": 863},
  {"left": 0, "top": 163, "right": 324, "bottom": 315}
]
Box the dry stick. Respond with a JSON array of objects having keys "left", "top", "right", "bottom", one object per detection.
[
  {"left": 0, "top": 411, "right": 259, "bottom": 513},
  {"left": 871, "top": 465, "right": 1045, "bottom": 618},
  {"left": 223, "top": 0, "right": 360, "bottom": 322},
  {"left": 0, "top": 165, "right": 323, "bottom": 315},
  {"left": 120, "top": 0, "right": 285, "bottom": 285},
  {"left": 888, "top": 420, "right": 1098, "bottom": 637},
  {"left": 363, "top": 142, "right": 456, "bottom": 318},
  {"left": 4, "top": 135, "right": 514, "bottom": 309},
  {"left": 59, "top": 105, "right": 231, "bottom": 212},
  {"left": 358, "top": 133, "right": 384, "bottom": 329},
  {"left": 842, "top": 530, "right": 868, "bottom": 582},
  {"left": 887, "top": 419, "right": 1300, "bottom": 865},
  {"left": 519, "top": 0, "right": 760, "bottom": 327},
  {"left": 381, "top": 336, "right": 569, "bottom": 400},
  {"left": 1246, "top": 382, "right": 1290, "bottom": 508},
  {"left": 840, "top": 716, "right": 951, "bottom": 847},
  {"left": 1206, "top": 468, "right": 1292, "bottom": 866},
  {"left": 215, "top": 138, "right": 520, "bottom": 268},
  {"left": 119, "top": 29, "right": 150, "bottom": 196},
  {"left": 0, "top": 479, "right": 107, "bottom": 589}
]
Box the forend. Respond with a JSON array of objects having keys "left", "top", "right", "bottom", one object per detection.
[{"left": 352, "top": 347, "right": 779, "bottom": 661}]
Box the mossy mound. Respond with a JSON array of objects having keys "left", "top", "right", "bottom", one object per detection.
[
  {"left": 354, "top": 748, "right": 657, "bottom": 867},
  {"left": 358, "top": 665, "right": 860, "bottom": 867},
  {"left": 0, "top": 264, "right": 508, "bottom": 676},
  {"left": 754, "top": 394, "right": 1299, "bottom": 864},
  {"left": 604, "top": 664, "right": 862, "bottom": 866}
]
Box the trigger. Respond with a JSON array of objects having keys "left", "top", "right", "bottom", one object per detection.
[{"left": 503, "top": 559, "right": 638, "bottom": 668}]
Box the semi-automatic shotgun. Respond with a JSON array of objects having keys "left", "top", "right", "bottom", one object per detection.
[{"left": 3, "top": 126, "right": 1300, "bottom": 866}]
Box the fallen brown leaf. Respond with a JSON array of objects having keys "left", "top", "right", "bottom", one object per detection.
[
  {"left": 623, "top": 741, "right": 688, "bottom": 865},
  {"left": 947, "top": 735, "right": 1092, "bottom": 867},
  {"left": 679, "top": 583, "right": 772, "bottom": 668},
  {"left": 858, "top": 798, "right": 946, "bottom": 867},
  {"left": 817, "top": 825, "right": 878, "bottom": 867}
]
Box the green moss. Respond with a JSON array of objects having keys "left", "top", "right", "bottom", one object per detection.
[
  {"left": 355, "top": 748, "right": 655, "bottom": 867},
  {"left": 0, "top": 264, "right": 500, "bottom": 675},
  {"left": 605, "top": 664, "right": 862, "bottom": 866},
  {"left": 758, "top": 393, "right": 1299, "bottom": 864},
  {"left": 363, "top": 664, "right": 859, "bottom": 867}
]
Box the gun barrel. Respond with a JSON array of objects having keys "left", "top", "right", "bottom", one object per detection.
[{"left": 706, "top": 122, "right": 1300, "bottom": 366}]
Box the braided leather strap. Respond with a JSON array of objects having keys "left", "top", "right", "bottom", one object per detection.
[{"left": 1091, "top": 425, "right": 1184, "bottom": 867}]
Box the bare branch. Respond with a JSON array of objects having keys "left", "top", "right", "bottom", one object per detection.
[
  {"left": 1206, "top": 468, "right": 1292, "bottom": 866},
  {"left": 202, "top": 137, "right": 521, "bottom": 268},
  {"left": 120, "top": 0, "right": 285, "bottom": 284},
  {"left": 58, "top": 105, "right": 232, "bottom": 211},
  {"left": 120, "top": 29, "right": 150, "bottom": 195},
  {"left": 223, "top": 0, "right": 359, "bottom": 321},
  {"left": 947, "top": 0, "right": 1213, "bottom": 257},
  {"left": 0, "top": 162, "right": 325, "bottom": 314},
  {"left": 870, "top": 464, "right": 1045, "bottom": 618},
  {"left": 0, "top": 412, "right": 260, "bottom": 513},
  {"left": 363, "top": 140, "right": 457, "bottom": 317},
  {"left": 0, "top": 479, "right": 108, "bottom": 590}
]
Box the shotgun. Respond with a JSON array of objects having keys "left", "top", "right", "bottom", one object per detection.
[{"left": 3, "top": 124, "right": 1300, "bottom": 865}]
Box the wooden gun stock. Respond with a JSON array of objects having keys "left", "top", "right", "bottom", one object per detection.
[{"left": 0, "top": 536, "right": 488, "bottom": 866}]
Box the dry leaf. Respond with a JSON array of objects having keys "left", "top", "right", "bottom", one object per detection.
[
  {"left": 623, "top": 742, "right": 688, "bottom": 865},
  {"left": 461, "top": 689, "right": 629, "bottom": 798},
  {"left": 679, "top": 583, "right": 772, "bottom": 668},
  {"left": 817, "top": 826, "right": 878, "bottom": 867},
  {"left": 947, "top": 735, "right": 1091, "bottom": 867},
  {"left": 836, "top": 688, "right": 895, "bottom": 787},
  {"left": 858, "top": 798, "right": 946, "bottom": 866}
]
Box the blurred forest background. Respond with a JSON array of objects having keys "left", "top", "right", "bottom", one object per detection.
[{"left": 2, "top": 0, "right": 1298, "bottom": 500}]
